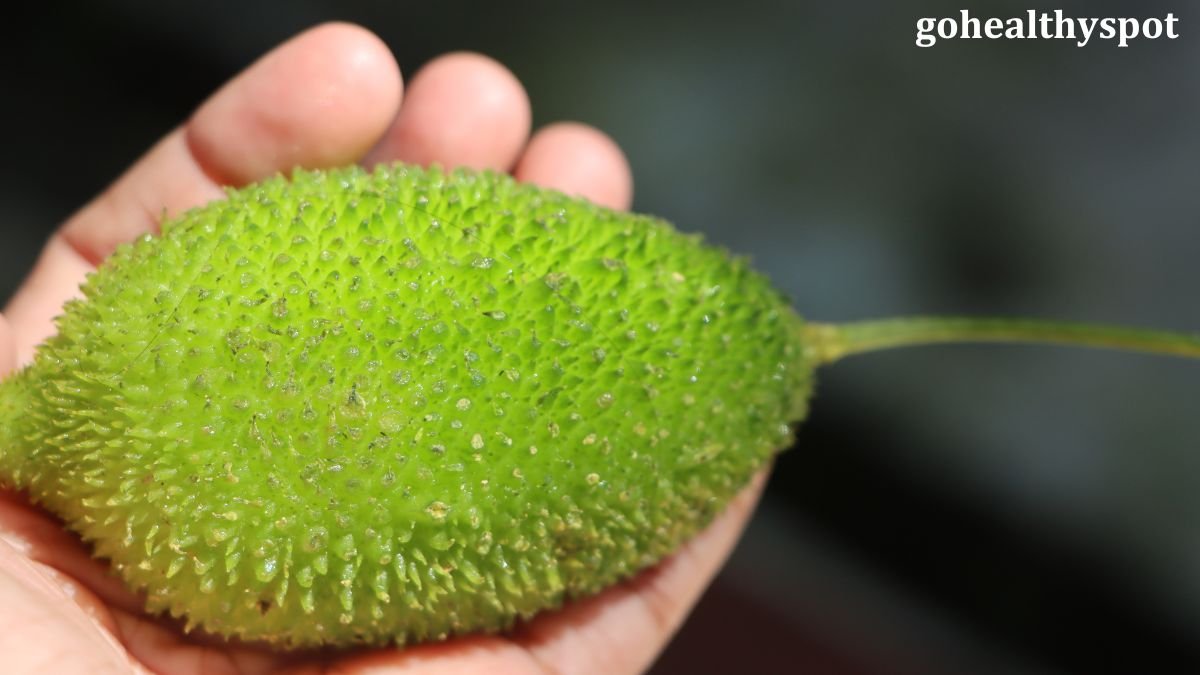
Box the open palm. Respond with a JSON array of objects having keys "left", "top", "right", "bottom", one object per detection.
[{"left": 0, "top": 23, "right": 765, "bottom": 675}]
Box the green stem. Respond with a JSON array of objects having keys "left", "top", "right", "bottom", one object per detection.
[{"left": 804, "top": 316, "right": 1200, "bottom": 366}]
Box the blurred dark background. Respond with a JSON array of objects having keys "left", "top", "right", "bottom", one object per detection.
[{"left": 3, "top": 1, "right": 1199, "bottom": 672}]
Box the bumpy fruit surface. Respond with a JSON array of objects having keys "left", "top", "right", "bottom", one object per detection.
[{"left": 0, "top": 164, "right": 813, "bottom": 647}]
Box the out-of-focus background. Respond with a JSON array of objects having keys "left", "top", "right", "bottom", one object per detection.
[{"left": 3, "top": 0, "right": 1199, "bottom": 672}]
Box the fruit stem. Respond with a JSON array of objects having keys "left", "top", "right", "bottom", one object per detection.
[{"left": 804, "top": 316, "right": 1200, "bottom": 366}]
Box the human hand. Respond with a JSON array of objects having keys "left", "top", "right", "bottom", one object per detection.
[{"left": 0, "top": 23, "right": 765, "bottom": 674}]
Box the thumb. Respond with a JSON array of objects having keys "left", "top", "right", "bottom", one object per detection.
[{"left": 0, "top": 539, "right": 135, "bottom": 673}]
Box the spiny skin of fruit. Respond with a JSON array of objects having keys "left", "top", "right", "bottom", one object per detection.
[{"left": 0, "top": 163, "right": 814, "bottom": 647}]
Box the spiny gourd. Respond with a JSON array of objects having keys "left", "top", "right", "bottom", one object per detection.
[
  {"left": 0, "top": 163, "right": 812, "bottom": 647},
  {"left": 2, "top": 163, "right": 1198, "bottom": 649}
]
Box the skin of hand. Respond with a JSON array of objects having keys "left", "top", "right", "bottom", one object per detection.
[{"left": 0, "top": 22, "right": 767, "bottom": 675}]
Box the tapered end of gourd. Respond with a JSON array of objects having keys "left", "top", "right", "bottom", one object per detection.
[{"left": 0, "top": 367, "right": 35, "bottom": 488}]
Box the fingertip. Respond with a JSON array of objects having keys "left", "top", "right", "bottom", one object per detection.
[
  {"left": 189, "top": 21, "right": 403, "bottom": 185},
  {"left": 514, "top": 122, "right": 633, "bottom": 210},
  {"left": 365, "top": 51, "right": 531, "bottom": 171}
]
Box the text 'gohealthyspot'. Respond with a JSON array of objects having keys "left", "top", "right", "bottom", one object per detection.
[{"left": 916, "top": 10, "right": 1179, "bottom": 48}]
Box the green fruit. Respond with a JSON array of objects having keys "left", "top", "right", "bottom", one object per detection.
[{"left": 0, "top": 163, "right": 814, "bottom": 647}]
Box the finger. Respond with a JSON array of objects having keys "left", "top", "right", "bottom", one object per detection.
[
  {"left": 186, "top": 22, "right": 402, "bottom": 189},
  {"left": 5, "top": 237, "right": 94, "bottom": 365},
  {"left": 323, "top": 636, "right": 542, "bottom": 675},
  {"left": 363, "top": 52, "right": 531, "bottom": 171},
  {"left": 0, "top": 314, "right": 13, "bottom": 376},
  {"left": 0, "top": 490, "right": 145, "bottom": 615},
  {"left": 70, "top": 21, "right": 400, "bottom": 263},
  {"left": 109, "top": 609, "right": 283, "bottom": 675},
  {"left": 5, "top": 22, "right": 402, "bottom": 364},
  {"left": 513, "top": 471, "right": 769, "bottom": 675},
  {"left": 513, "top": 122, "right": 633, "bottom": 210},
  {"left": 0, "top": 539, "right": 136, "bottom": 673}
]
